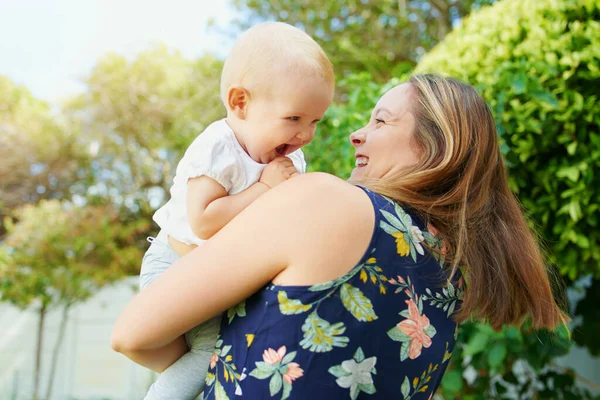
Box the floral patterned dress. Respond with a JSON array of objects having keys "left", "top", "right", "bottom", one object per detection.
[{"left": 204, "top": 187, "right": 464, "bottom": 400}]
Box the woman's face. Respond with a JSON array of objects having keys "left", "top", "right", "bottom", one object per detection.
[{"left": 349, "top": 83, "right": 421, "bottom": 181}]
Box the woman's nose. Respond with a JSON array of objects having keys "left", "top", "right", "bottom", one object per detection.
[{"left": 349, "top": 130, "right": 365, "bottom": 146}]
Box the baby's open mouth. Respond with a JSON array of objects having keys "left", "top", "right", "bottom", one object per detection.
[{"left": 276, "top": 144, "right": 289, "bottom": 156}]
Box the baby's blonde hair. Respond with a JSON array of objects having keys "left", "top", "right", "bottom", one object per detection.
[{"left": 220, "top": 22, "right": 334, "bottom": 106}]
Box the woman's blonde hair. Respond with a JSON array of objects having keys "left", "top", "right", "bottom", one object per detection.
[{"left": 360, "top": 74, "right": 568, "bottom": 330}]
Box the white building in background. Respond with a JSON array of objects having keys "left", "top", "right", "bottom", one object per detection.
[
  {"left": 0, "top": 277, "right": 154, "bottom": 400},
  {"left": 1, "top": 277, "right": 598, "bottom": 399}
]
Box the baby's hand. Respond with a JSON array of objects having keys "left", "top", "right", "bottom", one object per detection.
[{"left": 259, "top": 157, "right": 298, "bottom": 188}]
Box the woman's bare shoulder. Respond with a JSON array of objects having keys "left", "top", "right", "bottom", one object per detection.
[
  {"left": 264, "top": 173, "right": 376, "bottom": 285},
  {"left": 261, "top": 172, "right": 373, "bottom": 223},
  {"left": 272, "top": 172, "right": 367, "bottom": 203}
]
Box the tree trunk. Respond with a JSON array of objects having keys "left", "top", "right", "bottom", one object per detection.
[
  {"left": 32, "top": 305, "right": 46, "bottom": 400},
  {"left": 45, "top": 305, "right": 70, "bottom": 400}
]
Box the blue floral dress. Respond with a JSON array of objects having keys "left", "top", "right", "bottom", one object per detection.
[{"left": 204, "top": 187, "right": 464, "bottom": 399}]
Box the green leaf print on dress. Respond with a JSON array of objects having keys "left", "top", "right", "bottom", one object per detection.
[
  {"left": 422, "top": 276, "right": 465, "bottom": 318},
  {"left": 204, "top": 337, "right": 246, "bottom": 398},
  {"left": 300, "top": 310, "right": 349, "bottom": 352},
  {"left": 380, "top": 203, "right": 425, "bottom": 262},
  {"left": 226, "top": 300, "right": 246, "bottom": 324},
  {"left": 340, "top": 283, "right": 378, "bottom": 322},
  {"left": 277, "top": 291, "right": 312, "bottom": 315},
  {"left": 275, "top": 254, "right": 384, "bottom": 354}
]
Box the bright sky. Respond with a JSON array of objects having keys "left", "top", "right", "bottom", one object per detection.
[{"left": 0, "top": 0, "right": 236, "bottom": 103}]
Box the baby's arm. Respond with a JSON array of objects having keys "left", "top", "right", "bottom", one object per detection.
[{"left": 187, "top": 156, "right": 298, "bottom": 240}]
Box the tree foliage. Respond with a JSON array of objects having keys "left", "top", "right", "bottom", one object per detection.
[
  {"left": 228, "top": 0, "right": 496, "bottom": 82},
  {"left": 0, "top": 199, "right": 148, "bottom": 399},
  {"left": 0, "top": 77, "right": 88, "bottom": 235},
  {"left": 65, "top": 45, "right": 225, "bottom": 213},
  {"left": 0, "top": 199, "right": 147, "bottom": 310}
]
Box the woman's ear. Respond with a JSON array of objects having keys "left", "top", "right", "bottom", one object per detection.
[{"left": 226, "top": 86, "right": 250, "bottom": 119}]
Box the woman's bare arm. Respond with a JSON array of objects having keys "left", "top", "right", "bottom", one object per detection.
[{"left": 111, "top": 173, "right": 373, "bottom": 357}]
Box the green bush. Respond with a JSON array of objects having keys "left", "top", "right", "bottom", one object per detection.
[{"left": 416, "top": 0, "right": 600, "bottom": 281}]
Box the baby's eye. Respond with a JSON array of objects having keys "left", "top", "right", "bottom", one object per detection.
[
  {"left": 287, "top": 116, "right": 300, "bottom": 121},
  {"left": 375, "top": 118, "right": 385, "bottom": 125}
]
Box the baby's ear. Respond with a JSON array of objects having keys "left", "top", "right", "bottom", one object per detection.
[{"left": 226, "top": 86, "right": 250, "bottom": 119}]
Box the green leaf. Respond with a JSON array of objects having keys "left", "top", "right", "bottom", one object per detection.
[
  {"left": 463, "top": 330, "right": 490, "bottom": 356},
  {"left": 278, "top": 291, "right": 312, "bottom": 315},
  {"left": 226, "top": 300, "right": 246, "bottom": 324},
  {"left": 269, "top": 372, "right": 283, "bottom": 396},
  {"left": 300, "top": 310, "right": 349, "bottom": 352},
  {"left": 487, "top": 342, "right": 508, "bottom": 368},
  {"left": 359, "top": 382, "right": 376, "bottom": 394},
  {"left": 328, "top": 365, "right": 351, "bottom": 378},
  {"left": 531, "top": 90, "right": 559, "bottom": 107},
  {"left": 205, "top": 372, "right": 216, "bottom": 387},
  {"left": 221, "top": 345, "right": 232, "bottom": 357},
  {"left": 309, "top": 280, "right": 335, "bottom": 292},
  {"left": 556, "top": 323, "right": 571, "bottom": 340},
  {"left": 381, "top": 209, "right": 406, "bottom": 231},
  {"left": 250, "top": 361, "right": 276, "bottom": 379},
  {"left": 447, "top": 301, "right": 456, "bottom": 316},
  {"left": 354, "top": 347, "right": 366, "bottom": 362},
  {"left": 380, "top": 220, "right": 400, "bottom": 236},
  {"left": 215, "top": 380, "right": 230, "bottom": 400},
  {"left": 249, "top": 367, "right": 274, "bottom": 380},
  {"left": 447, "top": 282, "right": 455, "bottom": 297},
  {"left": 394, "top": 203, "right": 414, "bottom": 228},
  {"left": 423, "top": 324, "right": 437, "bottom": 338},
  {"left": 556, "top": 166, "right": 580, "bottom": 182},
  {"left": 282, "top": 380, "right": 293, "bottom": 400},
  {"left": 388, "top": 326, "right": 412, "bottom": 342},
  {"left": 512, "top": 70, "right": 527, "bottom": 94},
  {"left": 282, "top": 350, "right": 297, "bottom": 365},
  {"left": 340, "top": 283, "right": 378, "bottom": 322},
  {"left": 400, "top": 341, "right": 411, "bottom": 361},
  {"left": 401, "top": 376, "right": 410, "bottom": 398},
  {"left": 442, "top": 369, "right": 463, "bottom": 392}
]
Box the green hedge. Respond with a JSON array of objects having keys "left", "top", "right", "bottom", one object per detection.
[{"left": 416, "top": 0, "right": 600, "bottom": 281}]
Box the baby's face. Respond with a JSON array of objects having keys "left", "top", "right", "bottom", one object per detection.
[{"left": 241, "top": 75, "right": 333, "bottom": 164}]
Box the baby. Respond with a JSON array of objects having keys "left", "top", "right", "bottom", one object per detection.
[{"left": 139, "top": 22, "right": 335, "bottom": 399}]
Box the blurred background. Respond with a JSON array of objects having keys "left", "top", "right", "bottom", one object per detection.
[{"left": 0, "top": 0, "right": 598, "bottom": 399}]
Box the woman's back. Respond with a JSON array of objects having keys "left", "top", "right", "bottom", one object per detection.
[{"left": 204, "top": 187, "right": 463, "bottom": 399}]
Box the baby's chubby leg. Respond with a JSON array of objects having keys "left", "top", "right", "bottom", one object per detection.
[
  {"left": 143, "top": 350, "right": 212, "bottom": 400},
  {"left": 143, "top": 316, "right": 222, "bottom": 400}
]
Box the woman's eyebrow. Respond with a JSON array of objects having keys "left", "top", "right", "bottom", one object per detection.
[{"left": 374, "top": 107, "right": 393, "bottom": 116}]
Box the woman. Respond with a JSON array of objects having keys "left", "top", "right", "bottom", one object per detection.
[{"left": 112, "top": 74, "right": 566, "bottom": 399}]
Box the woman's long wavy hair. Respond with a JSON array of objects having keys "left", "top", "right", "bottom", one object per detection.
[{"left": 358, "top": 74, "right": 568, "bottom": 330}]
